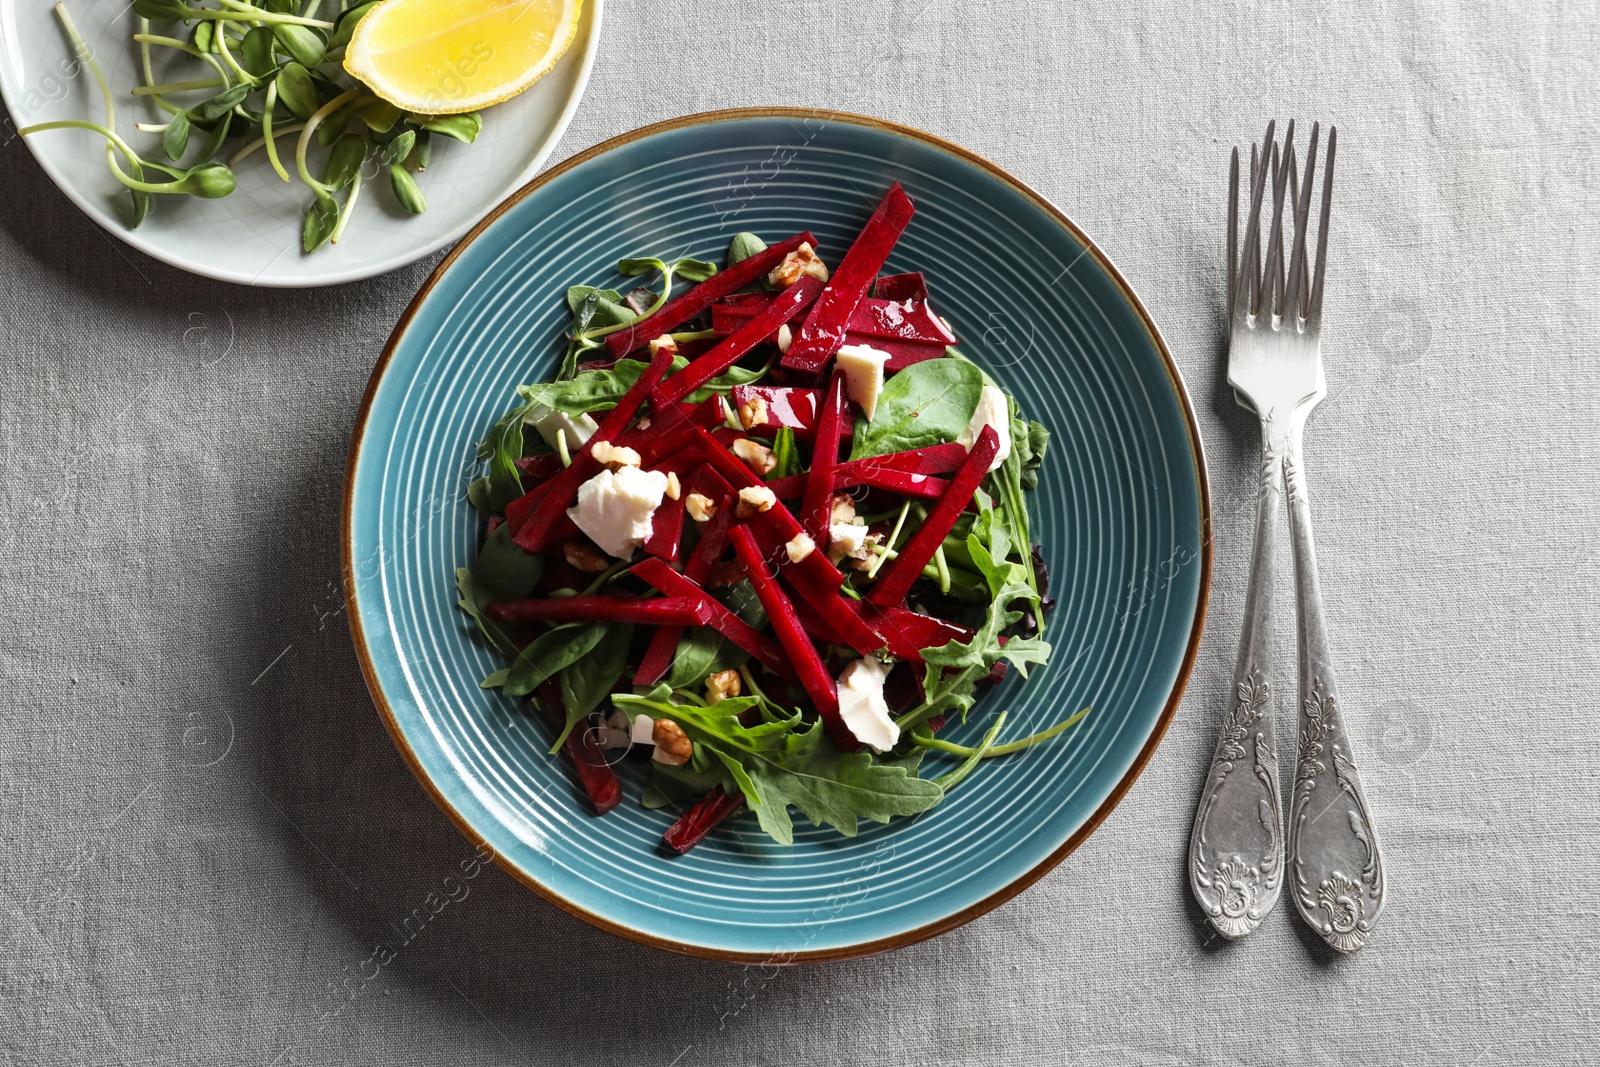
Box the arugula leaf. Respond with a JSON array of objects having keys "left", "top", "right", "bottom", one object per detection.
[
  {"left": 495, "top": 623, "right": 608, "bottom": 697},
  {"left": 641, "top": 760, "right": 734, "bottom": 810},
  {"left": 849, "top": 357, "right": 984, "bottom": 460},
  {"left": 477, "top": 395, "right": 536, "bottom": 511},
  {"left": 614, "top": 696, "right": 945, "bottom": 845},
  {"left": 552, "top": 623, "right": 633, "bottom": 751}
]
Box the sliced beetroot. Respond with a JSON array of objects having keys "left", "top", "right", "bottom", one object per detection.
[
  {"left": 872, "top": 272, "right": 929, "bottom": 302},
  {"left": 642, "top": 493, "right": 685, "bottom": 560},
  {"left": 514, "top": 453, "right": 564, "bottom": 482},
  {"left": 631, "top": 558, "right": 795, "bottom": 681},
  {"left": 728, "top": 385, "right": 854, "bottom": 439},
  {"left": 662, "top": 785, "right": 745, "bottom": 854},
  {"left": 536, "top": 680, "right": 621, "bottom": 815},
  {"left": 489, "top": 595, "right": 711, "bottom": 627},
  {"left": 729, "top": 526, "right": 851, "bottom": 748},
  {"left": 653, "top": 276, "right": 823, "bottom": 408},
  {"left": 800, "top": 371, "right": 847, "bottom": 544},
  {"left": 511, "top": 345, "right": 675, "bottom": 551},
  {"left": 603, "top": 232, "right": 817, "bottom": 358},
  {"left": 633, "top": 625, "right": 680, "bottom": 687},
  {"left": 872, "top": 336, "right": 951, "bottom": 371},
  {"left": 840, "top": 467, "right": 950, "bottom": 501},
  {"left": 781, "top": 184, "right": 916, "bottom": 373},
  {"left": 713, "top": 294, "right": 951, "bottom": 346},
  {"left": 876, "top": 605, "right": 973, "bottom": 651},
  {"left": 866, "top": 425, "right": 1000, "bottom": 607}
]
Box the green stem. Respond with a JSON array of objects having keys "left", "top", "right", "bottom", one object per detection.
[
  {"left": 933, "top": 542, "right": 951, "bottom": 594},
  {"left": 132, "top": 78, "right": 225, "bottom": 96},
  {"left": 330, "top": 171, "right": 361, "bottom": 244},
  {"left": 866, "top": 500, "right": 911, "bottom": 580},
  {"left": 227, "top": 121, "right": 306, "bottom": 164},
  {"left": 931, "top": 711, "right": 1006, "bottom": 791},
  {"left": 295, "top": 87, "right": 361, "bottom": 194},
  {"left": 210, "top": 19, "right": 257, "bottom": 86},
  {"left": 134, "top": 22, "right": 179, "bottom": 116},
  {"left": 18, "top": 121, "right": 201, "bottom": 192},
  {"left": 913, "top": 707, "right": 1088, "bottom": 759},
  {"left": 177, "top": 3, "right": 334, "bottom": 29},
  {"left": 261, "top": 81, "right": 289, "bottom": 182}
]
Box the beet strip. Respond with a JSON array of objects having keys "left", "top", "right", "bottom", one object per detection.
[
  {"left": 800, "top": 371, "right": 847, "bottom": 544},
  {"left": 662, "top": 785, "right": 744, "bottom": 854},
  {"left": 846, "top": 295, "right": 958, "bottom": 345},
  {"left": 872, "top": 272, "right": 929, "bottom": 302},
  {"left": 866, "top": 425, "right": 1001, "bottom": 607},
  {"left": 633, "top": 626, "right": 679, "bottom": 687},
  {"left": 489, "top": 595, "right": 711, "bottom": 627},
  {"left": 781, "top": 183, "right": 916, "bottom": 372},
  {"left": 653, "top": 276, "right": 823, "bottom": 408},
  {"left": 745, "top": 520, "right": 884, "bottom": 656},
  {"left": 536, "top": 679, "right": 621, "bottom": 815},
  {"left": 729, "top": 526, "right": 850, "bottom": 747},
  {"left": 642, "top": 493, "right": 685, "bottom": 560},
  {"left": 843, "top": 467, "right": 950, "bottom": 500},
  {"left": 728, "top": 385, "right": 854, "bottom": 439},
  {"left": 604, "top": 232, "right": 817, "bottom": 359},
  {"left": 631, "top": 559, "right": 796, "bottom": 682},
  {"left": 511, "top": 345, "right": 675, "bottom": 551}
]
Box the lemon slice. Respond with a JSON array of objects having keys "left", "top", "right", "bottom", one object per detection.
[{"left": 344, "top": 0, "right": 582, "bottom": 115}]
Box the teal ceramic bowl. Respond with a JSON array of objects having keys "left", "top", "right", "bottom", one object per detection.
[{"left": 344, "top": 109, "right": 1209, "bottom": 962}]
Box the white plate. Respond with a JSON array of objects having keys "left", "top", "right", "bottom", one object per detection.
[{"left": 0, "top": 0, "right": 602, "bottom": 287}]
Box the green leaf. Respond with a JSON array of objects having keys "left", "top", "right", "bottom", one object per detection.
[
  {"left": 192, "top": 112, "right": 232, "bottom": 164},
  {"left": 240, "top": 26, "right": 278, "bottom": 78},
  {"left": 641, "top": 760, "right": 734, "bottom": 810},
  {"left": 188, "top": 83, "right": 251, "bottom": 124},
  {"left": 500, "top": 623, "right": 608, "bottom": 698},
  {"left": 673, "top": 256, "right": 718, "bottom": 282},
  {"left": 191, "top": 20, "right": 216, "bottom": 54},
  {"left": 420, "top": 112, "right": 482, "bottom": 143},
  {"left": 381, "top": 130, "right": 416, "bottom": 167},
  {"left": 474, "top": 523, "right": 543, "bottom": 601},
  {"left": 362, "top": 98, "right": 404, "bottom": 133},
  {"left": 665, "top": 628, "right": 723, "bottom": 690},
  {"left": 849, "top": 357, "right": 984, "bottom": 459},
  {"left": 272, "top": 24, "right": 326, "bottom": 68},
  {"left": 275, "top": 63, "right": 320, "bottom": 120},
  {"left": 408, "top": 129, "right": 433, "bottom": 171},
  {"left": 565, "top": 285, "right": 634, "bottom": 329},
  {"left": 302, "top": 190, "right": 339, "bottom": 253},
  {"left": 322, "top": 133, "right": 367, "bottom": 190},
  {"left": 478, "top": 395, "right": 536, "bottom": 511},
  {"left": 726, "top": 231, "right": 767, "bottom": 267},
  {"left": 329, "top": 1, "right": 378, "bottom": 48},
  {"left": 388, "top": 164, "right": 427, "bottom": 214},
  {"left": 161, "top": 110, "right": 191, "bottom": 162},
  {"left": 618, "top": 256, "right": 668, "bottom": 277},
  {"left": 455, "top": 568, "right": 519, "bottom": 656},
  {"left": 614, "top": 696, "right": 945, "bottom": 846},
  {"left": 552, "top": 623, "right": 633, "bottom": 751},
  {"left": 768, "top": 427, "right": 799, "bottom": 479},
  {"left": 132, "top": 0, "right": 187, "bottom": 19}
]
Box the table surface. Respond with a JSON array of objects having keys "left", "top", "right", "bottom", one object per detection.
[{"left": 3, "top": 2, "right": 1596, "bottom": 1064}]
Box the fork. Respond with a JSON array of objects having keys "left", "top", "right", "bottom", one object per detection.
[{"left": 1192, "top": 121, "right": 1387, "bottom": 952}]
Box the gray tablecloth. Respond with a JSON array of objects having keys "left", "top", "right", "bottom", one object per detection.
[{"left": 3, "top": 2, "right": 1596, "bottom": 1064}]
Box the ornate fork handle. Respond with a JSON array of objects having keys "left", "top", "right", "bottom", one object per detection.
[
  {"left": 1283, "top": 423, "right": 1386, "bottom": 952},
  {"left": 1189, "top": 418, "right": 1286, "bottom": 939}
]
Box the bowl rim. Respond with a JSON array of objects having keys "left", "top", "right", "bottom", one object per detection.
[
  {"left": 0, "top": 0, "right": 604, "bottom": 288},
  {"left": 341, "top": 106, "right": 1212, "bottom": 964}
]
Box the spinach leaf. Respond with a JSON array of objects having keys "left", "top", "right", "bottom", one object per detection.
[
  {"left": 666, "top": 627, "right": 723, "bottom": 690},
  {"left": 566, "top": 285, "right": 635, "bottom": 329},
  {"left": 474, "top": 523, "right": 543, "bottom": 601},
  {"left": 455, "top": 568, "right": 519, "bottom": 657},
  {"left": 614, "top": 696, "right": 945, "bottom": 846},
  {"left": 551, "top": 623, "right": 633, "bottom": 751},
  {"left": 477, "top": 395, "right": 536, "bottom": 511},
  {"left": 849, "top": 357, "right": 984, "bottom": 459},
  {"left": 726, "top": 232, "right": 767, "bottom": 267},
  {"left": 520, "top": 355, "right": 767, "bottom": 418},
  {"left": 496, "top": 623, "right": 608, "bottom": 697}
]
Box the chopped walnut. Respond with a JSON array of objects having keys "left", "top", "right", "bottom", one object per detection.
[
  {"left": 637, "top": 416, "right": 652, "bottom": 430},
  {"left": 563, "top": 541, "right": 611, "bottom": 573},
  {"left": 705, "top": 669, "right": 742, "bottom": 705},
  {"left": 830, "top": 493, "right": 858, "bottom": 525},
  {"left": 736, "top": 485, "right": 778, "bottom": 517},
  {"left": 648, "top": 334, "right": 678, "bottom": 358},
  {"left": 785, "top": 532, "right": 816, "bottom": 563},
  {"left": 776, "top": 324, "right": 793, "bottom": 353},
  {"left": 737, "top": 394, "right": 769, "bottom": 430},
  {"left": 766, "top": 241, "right": 829, "bottom": 287},
  {"left": 731, "top": 438, "right": 777, "bottom": 476},
  {"left": 590, "top": 440, "right": 641, "bottom": 469},
  {"left": 685, "top": 491, "right": 718, "bottom": 523},
  {"left": 665, "top": 471, "right": 681, "bottom": 501},
  {"left": 651, "top": 718, "right": 693, "bottom": 766}
]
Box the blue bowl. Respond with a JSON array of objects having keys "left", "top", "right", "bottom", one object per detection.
[{"left": 343, "top": 109, "right": 1210, "bottom": 962}]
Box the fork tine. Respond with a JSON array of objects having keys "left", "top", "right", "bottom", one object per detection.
[
  {"left": 1308, "top": 125, "right": 1337, "bottom": 321},
  {"left": 1235, "top": 120, "right": 1273, "bottom": 321},
  {"left": 1262, "top": 135, "right": 1290, "bottom": 317},
  {"left": 1227, "top": 147, "right": 1239, "bottom": 311},
  {"left": 1285, "top": 122, "right": 1320, "bottom": 320}
]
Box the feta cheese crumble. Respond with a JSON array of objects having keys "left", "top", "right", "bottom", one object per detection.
[
  {"left": 566, "top": 465, "right": 669, "bottom": 558},
  {"left": 836, "top": 656, "right": 899, "bottom": 752},
  {"left": 835, "top": 343, "right": 891, "bottom": 420},
  {"left": 956, "top": 385, "right": 1013, "bottom": 471}
]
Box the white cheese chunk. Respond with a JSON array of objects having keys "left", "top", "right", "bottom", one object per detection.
[
  {"left": 835, "top": 344, "right": 891, "bottom": 421},
  {"left": 567, "top": 465, "right": 669, "bottom": 559},
  {"left": 529, "top": 405, "right": 598, "bottom": 451},
  {"left": 956, "top": 385, "right": 1013, "bottom": 472},
  {"left": 630, "top": 714, "right": 656, "bottom": 745},
  {"left": 836, "top": 656, "right": 899, "bottom": 752}
]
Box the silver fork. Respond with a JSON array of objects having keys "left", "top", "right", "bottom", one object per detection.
[{"left": 1191, "top": 121, "right": 1386, "bottom": 951}]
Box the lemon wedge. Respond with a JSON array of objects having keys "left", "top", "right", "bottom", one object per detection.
[{"left": 344, "top": 0, "right": 582, "bottom": 115}]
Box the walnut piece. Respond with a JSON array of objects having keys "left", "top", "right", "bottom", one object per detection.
[
  {"left": 830, "top": 493, "right": 857, "bottom": 525},
  {"left": 591, "top": 440, "right": 641, "bottom": 469},
  {"left": 766, "top": 241, "right": 829, "bottom": 288},
  {"left": 651, "top": 718, "right": 693, "bottom": 765},
  {"left": 736, "top": 485, "right": 777, "bottom": 518},
  {"left": 731, "top": 438, "right": 777, "bottom": 476},
  {"left": 785, "top": 532, "right": 815, "bottom": 563},
  {"left": 737, "top": 394, "right": 769, "bottom": 430},
  {"left": 685, "top": 491, "right": 717, "bottom": 523},
  {"left": 665, "top": 471, "right": 681, "bottom": 501},
  {"left": 563, "top": 541, "right": 611, "bottom": 573},
  {"left": 647, "top": 334, "right": 678, "bottom": 358},
  {"left": 776, "top": 324, "right": 793, "bottom": 353},
  {"left": 705, "top": 669, "right": 742, "bottom": 705}
]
